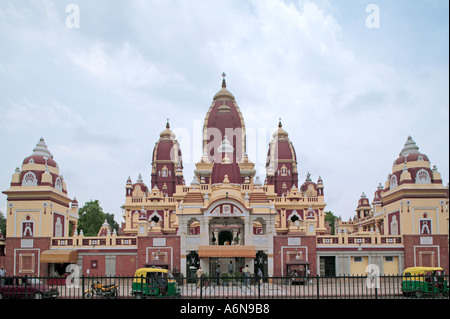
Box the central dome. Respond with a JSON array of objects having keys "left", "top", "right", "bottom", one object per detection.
[{"left": 203, "top": 75, "right": 246, "bottom": 163}]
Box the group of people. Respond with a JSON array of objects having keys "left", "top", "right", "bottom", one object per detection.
[{"left": 195, "top": 261, "right": 263, "bottom": 288}]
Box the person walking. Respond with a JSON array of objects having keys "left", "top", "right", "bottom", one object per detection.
[{"left": 196, "top": 266, "right": 204, "bottom": 288}]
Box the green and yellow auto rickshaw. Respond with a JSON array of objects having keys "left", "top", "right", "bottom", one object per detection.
[
  {"left": 131, "top": 267, "right": 181, "bottom": 299},
  {"left": 401, "top": 267, "right": 449, "bottom": 298}
]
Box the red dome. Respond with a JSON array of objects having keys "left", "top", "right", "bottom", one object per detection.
[
  {"left": 22, "top": 138, "right": 58, "bottom": 168},
  {"left": 23, "top": 155, "right": 58, "bottom": 168},
  {"left": 203, "top": 78, "right": 245, "bottom": 163},
  {"left": 394, "top": 152, "right": 429, "bottom": 166}
]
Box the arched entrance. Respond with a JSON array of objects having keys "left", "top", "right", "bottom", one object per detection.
[
  {"left": 218, "top": 230, "right": 233, "bottom": 245},
  {"left": 254, "top": 251, "right": 268, "bottom": 282},
  {"left": 186, "top": 251, "right": 200, "bottom": 283}
]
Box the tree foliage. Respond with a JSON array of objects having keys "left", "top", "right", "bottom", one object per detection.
[
  {"left": 325, "top": 211, "right": 337, "bottom": 235},
  {"left": 0, "top": 211, "right": 6, "bottom": 236},
  {"left": 77, "top": 200, "right": 118, "bottom": 236}
]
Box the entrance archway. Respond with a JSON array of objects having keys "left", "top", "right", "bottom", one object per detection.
[{"left": 218, "top": 230, "right": 233, "bottom": 245}]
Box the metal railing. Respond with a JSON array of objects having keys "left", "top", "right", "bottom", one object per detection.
[{"left": 0, "top": 274, "right": 448, "bottom": 299}]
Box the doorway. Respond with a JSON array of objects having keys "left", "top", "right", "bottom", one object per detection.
[
  {"left": 218, "top": 230, "right": 233, "bottom": 245},
  {"left": 319, "top": 256, "right": 336, "bottom": 277}
]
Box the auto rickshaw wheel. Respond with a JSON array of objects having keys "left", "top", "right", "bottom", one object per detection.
[
  {"left": 415, "top": 289, "right": 423, "bottom": 298},
  {"left": 32, "top": 292, "right": 44, "bottom": 299},
  {"left": 133, "top": 292, "right": 143, "bottom": 299}
]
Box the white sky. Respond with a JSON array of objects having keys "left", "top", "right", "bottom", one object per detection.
[{"left": 0, "top": 0, "right": 448, "bottom": 223}]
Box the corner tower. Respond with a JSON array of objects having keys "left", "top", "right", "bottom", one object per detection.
[
  {"left": 151, "top": 120, "right": 184, "bottom": 196},
  {"left": 265, "top": 120, "right": 299, "bottom": 196}
]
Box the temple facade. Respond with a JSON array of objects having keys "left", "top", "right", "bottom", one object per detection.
[{"left": 1, "top": 77, "right": 448, "bottom": 279}]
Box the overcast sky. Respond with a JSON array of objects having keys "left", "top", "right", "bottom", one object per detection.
[{"left": 0, "top": 0, "right": 448, "bottom": 224}]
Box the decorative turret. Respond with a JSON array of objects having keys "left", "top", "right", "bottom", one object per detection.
[
  {"left": 266, "top": 119, "right": 299, "bottom": 196},
  {"left": 355, "top": 192, "right": 372, "bottom": 219},
  {"left": 151, "top": 120, "right": 184, "bottom": 196}
]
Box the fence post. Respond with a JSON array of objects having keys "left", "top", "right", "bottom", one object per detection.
[
  {"left": 140, "top": 274, "right": 144, "bottom": 299},
  {"left": 258, "top": 277, "right": 261, "bottom": 299},
  {"left": 316, "top": 275, "right": 320, "bottom": 299},
  {"left": 199, "top": 276, "right": 203, "bottom": 300},
  {"left": 24, "top": 275, "right": 28, "bottom": 299},
  {"left": 81, "top": 275, "right": 85, "bottom": 299}
]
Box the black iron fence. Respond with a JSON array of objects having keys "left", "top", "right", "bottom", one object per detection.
[{"left": 0, "top": 274, "right": 448, "bottom": 300}]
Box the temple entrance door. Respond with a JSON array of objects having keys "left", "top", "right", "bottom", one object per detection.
[
  {"left": 218, "top": 230, "right": 233, "bottom": 245},
  {"left": 319, "top": 256, "right": 336, "bottom": 277},
  {"left": 186, "top": 251, "right": 200, "bottom": 283},
  {"left": 254, "top": 251, "right": 268, "bottom": 283}
]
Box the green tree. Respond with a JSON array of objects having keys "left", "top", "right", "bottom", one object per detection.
[
  {"left": 0, "top": 211, "right": 6, "bottom": 236},
  {"left": 105, "top": 212, "right": 119, "bottom": 234},
  {"left": 77, "top": 200, "right": 106, "bottom": 236},
  {"left": 325, "top": 211, "right": 337, "bottom": 235}
]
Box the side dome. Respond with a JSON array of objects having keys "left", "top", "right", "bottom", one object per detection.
[
  {"left": 22, "top": 137, "right": 58, "bottom": 168},
  {"left": 151, "top": 121, "right": 184, "bottom": 196},
  {"left": 388, "top": 136, "right": 437, "bottom": 188},
  {"left": 18, "top": 138, "right": 65, "bottom": 192},
  {"left": 152, "top": 121, "right": 183, "bottom": 164},
  {"left": 393, "top": 136, "right": 430, "bottom": 166},
  {"left": 266, "top": 120, "right": 299, "bottom": 196},
  {"left": 356, "top": 192, "right": 371, "bottom": 210}
]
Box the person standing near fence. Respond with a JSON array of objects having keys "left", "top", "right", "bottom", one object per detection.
[
  {"left": 257, "top": 267, "right": 263, "bottom": 286},
  {"left": 216, "top": 264, "right": 221, "bottom": 285},
  {"left": 0, "top": 266, "right": 6, "bottom": 285},
  {"left": 242, "top": 265, "right": 250, "bottom": 287},
  {"left": 196, "top": 266, "right": 203, "bottom": 288},
  {"left": 228, "top": 261, "right": 234, "bottom": 275}
]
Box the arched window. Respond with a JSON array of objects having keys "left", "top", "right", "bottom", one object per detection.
[
  {"left": 415, "top": 169, "right": 431, "bottom": 184},
  {"left": 22, "top": 171, "right": 38, "bottom": 186},
  {"left": 390, "top": 174, "right": 398, "bottom": 189},
  {"left": 55, "top": 177, "right": 62, "bottom": 191}
]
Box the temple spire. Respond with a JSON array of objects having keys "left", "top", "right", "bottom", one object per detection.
[{"left": 222, "top": 72, "right": 226, "bottom": 88}]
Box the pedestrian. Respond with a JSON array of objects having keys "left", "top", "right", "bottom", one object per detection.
[
  {"left": 0, "top": 265, "right": 6, "bottom": 285},
  {"left": 228, "top": 261, "right": 234, "bottom": 275},
  {"left": 257, "top": 267, "right": 263, "bottom": 286},
  {"left": 216, "top": 264, "right": 221, "bottom": 285},
  {"left": 242, "top": 264, "right": 250, "bottom": 287},
  {"left": 196, "top": 266, "right": 203, "bottom": 288}
]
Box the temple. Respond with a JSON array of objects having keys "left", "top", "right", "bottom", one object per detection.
[{"left": 1, "top": 76, "right": 448, "bottom": 279}]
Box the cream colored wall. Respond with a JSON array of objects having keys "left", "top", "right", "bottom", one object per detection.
[
  {"left": 383, "top": 197, "right": 447, "bottom": 235},
  {"left": 382, "top": 256, "right": 399, "bottom": 275},
  {"left": 6, "top": 196, "right": 76, "bottom": 238},
  {"left": 349, "top": 256, "right": 369, "bottom": 275}
]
